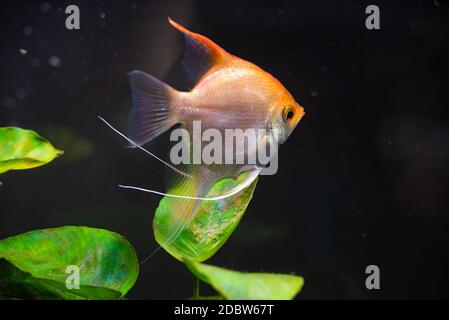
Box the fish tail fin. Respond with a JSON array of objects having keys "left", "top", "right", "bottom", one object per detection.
[{"left": 127, "top": 70, "right": 178, "bottom": 146}]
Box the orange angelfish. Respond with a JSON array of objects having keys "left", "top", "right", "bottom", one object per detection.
[{"left": 100, "top": 18, "right": 305, "bottom": 248}]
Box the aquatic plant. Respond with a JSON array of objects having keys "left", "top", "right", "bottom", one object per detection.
[
  {"left": 0, "top": 127, "right": 63, "bottom": 173},
  {"left": 0, "top": 126, "right": 303, "bottom": 300},
  {"left": 0, "top": 226, "right": 138, "bottom": 300},
  {"left": 187, "top": 262, "right": 304, "bottom": 300},
  {"left": 154, "top": 172, "right": 259, "bottom": 262}
]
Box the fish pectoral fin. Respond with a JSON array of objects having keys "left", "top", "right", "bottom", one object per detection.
[
  {"left": 128, "top": 70, "right": 178, "bottom": 146},
  {"left": 168, "top": 17, "right": 229, "bottom": 88}
]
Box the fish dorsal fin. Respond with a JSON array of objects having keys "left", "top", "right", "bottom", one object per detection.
[{"left": 168, "top": 17, "right": 229, "bottom": 88}]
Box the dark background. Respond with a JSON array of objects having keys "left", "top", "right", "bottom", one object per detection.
[{"left": 1, "top": 0, "right": 448, "bottom": 299}]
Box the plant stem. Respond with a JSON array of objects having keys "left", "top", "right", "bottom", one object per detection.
[{"left": 193, "top": 275, "right": 200, "bottom": 300}]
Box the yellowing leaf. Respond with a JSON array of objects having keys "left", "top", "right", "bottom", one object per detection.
[
  {"left": 0, "top": 127, "right": 63, "bottom": 174},
  {"left": 186, "top": 261, "right": 304, "bottom": 300}
]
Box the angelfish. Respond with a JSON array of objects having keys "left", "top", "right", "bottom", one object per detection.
[{"left": 100, "top": 18, "right": 305, "bottom": 248}]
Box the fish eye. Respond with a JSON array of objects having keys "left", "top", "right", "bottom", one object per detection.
[{"left": 282, "top": 105, "right": 295, "bottom": 123}]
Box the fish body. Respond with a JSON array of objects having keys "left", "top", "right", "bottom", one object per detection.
[
  {"left": 128, "top": 18, "right": 304, "bottom": 193},
  {"left": 121, "top": 18, "right": 304, "bottom": 246}
]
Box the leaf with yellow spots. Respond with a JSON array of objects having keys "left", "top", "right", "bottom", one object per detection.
[{"left": 154, "top": 172, "right": 258, "bottom": 262}]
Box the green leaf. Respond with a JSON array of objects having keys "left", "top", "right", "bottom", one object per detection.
[
  {"left": 0, "top": 226, "right": 139, "bottom": 300},
  {"left": 0, "top": 127, "right": 63, "bottom": 174},
  {"left": 186, "top": 262, "right": 304, "bottom": 300},
  {"left": 154, "top": 172, "right": 258, "bottom": 262}
]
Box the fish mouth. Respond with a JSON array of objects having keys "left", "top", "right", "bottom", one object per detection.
[
  {"left": 296, "top": 105, "right": 305, "bottom": 122},
  {"left": 290, "top": 106, "right": 305, "bottom": 130},
  {"left": 282, "top": 107, "right": 304, "bottom": 142}
]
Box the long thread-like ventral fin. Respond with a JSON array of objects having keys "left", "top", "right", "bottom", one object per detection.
[
  {"left": 118, "top": 168, "right": 260, "bottom": 201},
  {"left": 98, "top": 116, "right": 191, "bottom": 178}
]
